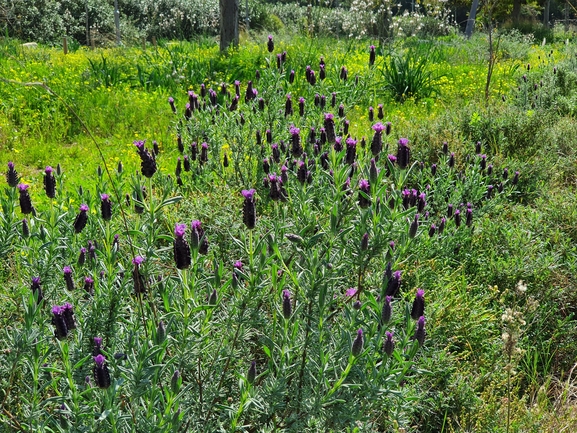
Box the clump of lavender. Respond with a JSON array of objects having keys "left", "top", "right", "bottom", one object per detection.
[
  {"left": 18, "top": 184, "right": 33, "bottom": 215},
  {"left": 132, "top": 256, "right": 146, "bottom": 295},
  {"left": 174, "top": 224, "right": 191, "bottom": 269},
  {"left": 282, "top": 289, "right": 292, "bottom": 320},
  {"left": 134, "top": 140, "right": 157, "bottom": 178},
  {"left": 100, "top": 194, "right": 112, "bottom": 221},
  {"left": 397, "top": 138, "right": 411, "bottom": 169},
  {"left": 352, "top": 329, "right": 364, "bottom": 357},
  {"left": 6, "top": 162, "right": 18, "bottom": 187},
  {"left": 358, "top": 179, "right": 371, "bottom": 208},
  {"left": 93, "top": 355, "right": 111, "bottom": 389},
  {"left": 242, "top": 189, "right": 256, "bottom": 230},
  {"left": 191, "top": 220, "right": 209, "bottom": 255},
  {"left": 410, "top": 289, "right": 425, "bottom": 320},
  {"left": 63, "top": 266, "right": 74, "bottom": 291},
  {"left": 44, "top": 166, "right": 56, "bottom": 199},
  {"left": 73, "top": 204, "right": 89, "bottom": 234}
]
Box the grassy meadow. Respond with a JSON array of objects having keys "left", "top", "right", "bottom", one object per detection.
[{"left": 1, "top": 31, "right": 577, "bottom": 432}]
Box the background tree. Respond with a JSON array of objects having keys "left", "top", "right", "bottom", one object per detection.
[{"left": 220, "top": 0, "right": 239, "bottom": 51}]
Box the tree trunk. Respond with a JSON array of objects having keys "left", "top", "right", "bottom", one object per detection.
[
  {"left": 543, "top": 0, "right": 550, "bottom": 27},
  {"left": 512, "top": 0, "right": 522, "bottom": 25},
  {"left": 465, "top": 0, "right": 480, "bottom": 38},
  {"left": 220, "top": 0, "right": 239, "bottom": 52}
]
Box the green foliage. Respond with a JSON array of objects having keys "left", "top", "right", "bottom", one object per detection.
[{"left": 380, "top": 45, "right": 444, "bottom": 102}]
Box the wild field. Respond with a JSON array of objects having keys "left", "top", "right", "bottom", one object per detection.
[{"left": 1, "top": 32, "right": 577, "bottom": 432}]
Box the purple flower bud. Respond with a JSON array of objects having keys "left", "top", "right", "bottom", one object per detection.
[
  {"left": 18, "top": 184, "right": 33, "bottom": 214},
  {"left": 438, "top": 217, "right": 446, "bottom": 235},
  {"left": 31, "top": 277, "right": 43, "bottom": 304},
  {"left": 191, "top": 220, "right": 209, "bottom": 254},
  {"left": 22, "top": 218, "right": 29, "bottom": 238},
  {"left": 454, "top": 209, "right": 461, "bottom": 228},
  {"left": 442, "top": 142, "right": 448, "bottom": 155},
  {"left": 247, "top": 361, "right": 256, "bottom": 384},
  {"left": 135, "top": 140, "right": 157, "bottom": 178},
  {"left": 466, "top": 208, "right": 473, "bottom": 226},
  {"left": 309, "top": 70, "right": 316, "bottom": 86},
  {"left": 78, "top": 247, "right": 86, "bottom": 266},
  {"left": 377, "top": 104, "right": 384, "bottom": 120},
  {"left": 414, "top": 316, "right": 426, "bottom": 346},
  {"left": 369, "top": 45, "right": 376, "bottom": 66},
  {"left": 100, "top": 194, "right": 112, "bottom": 221},
  {"left": 242, "top": 189, "right": 257, "bottom": 230},
  {"left": 289, "top": 69, "right": 295, "bottom": 84},
  {"left": 384, "top": 331, "right": 395, "bottom": 356},
  {"left": 324, "top": 113, "right": 336, "bottom": 144},
  {"left": 298, "top": 97, "right": 305, "bottom": 116},
  {"left": 43, "top": 166, "right": 56, "bottom": 199},
  {"left": 267, "top": 35, "right": 274, "bottom": 52},
  {"left": 358, "top": 179, "right": 371, "bottom": 208},
  {"left": 410, "top": 289, "right": 425, "bottom": 320},
  {"left": 284, "top": 94, "right": 293, "bottom": 117},
  {"left": 448, "top": 152, "right": 455, "bottom": 169},
  {"left": 63, "top": 266, "right": 74, "bottom": 291},
  {"left": 51, "top": 305, "right": 68, "bottom": 340},
  {"left": 93, "top": 354, "right": 111, "bottom": 388},
  {"left": 381, "top": 296, "right": 392, "bottom": 324},
  {"left": 6, "top": 162, "right": 18, "bottom": 187},
  {"left": 352, "top": 329, "right": 364, "bottom": 357},
  {"left": 93, "top": 337, "right": 103, "bottom": 356},
  {"left": 409, "top": 214, "right": 419, "bottom": 238},
  {"left": 73, "top": 204, "right": 89, "bottom": 234},
  {"left": 345, "top": 137, "right": 357, "bottom": 165},
  {"left": 174, "top": 224, "right": 191, "bottom": 269},
  {"left": 200, "top": 142, "right": 208, "bottom": 164},
  {"left": 340, "top": 66, "right": 348, "bottom": 81},
  {"left": 282, "top": 289, "right": 292, "bottom": 319},
  {"left": 512, "top": 171, "right": 519, "bottom": 185},
  {"left": 83, "top": 276, "right": 94, "bottom": 296},
  {"left": 290, "top": 126, "right": 302, "bottom": 157},
  {"left": 417, "top": 193, "right": 426, "bottom": 213},
  {"left": 62, "top": 302, "right": 76, "bottom": 330},
  {"left": 385, "top": 270, "right": 401, "bottom": 298},
  {"left": 319, "top": 64, "right": 326, "bottom": 80},
  {"left": 397, "top": 138, "right": 411, "bottom": 169}
]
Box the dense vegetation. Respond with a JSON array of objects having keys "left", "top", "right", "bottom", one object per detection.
[{"left": 1, "top": 27, "right": 577, "bottom": 432}]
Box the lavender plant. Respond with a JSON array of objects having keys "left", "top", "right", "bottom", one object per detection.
[{"left": 0, "top": 39, "right": 523, "bottom": 433}]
